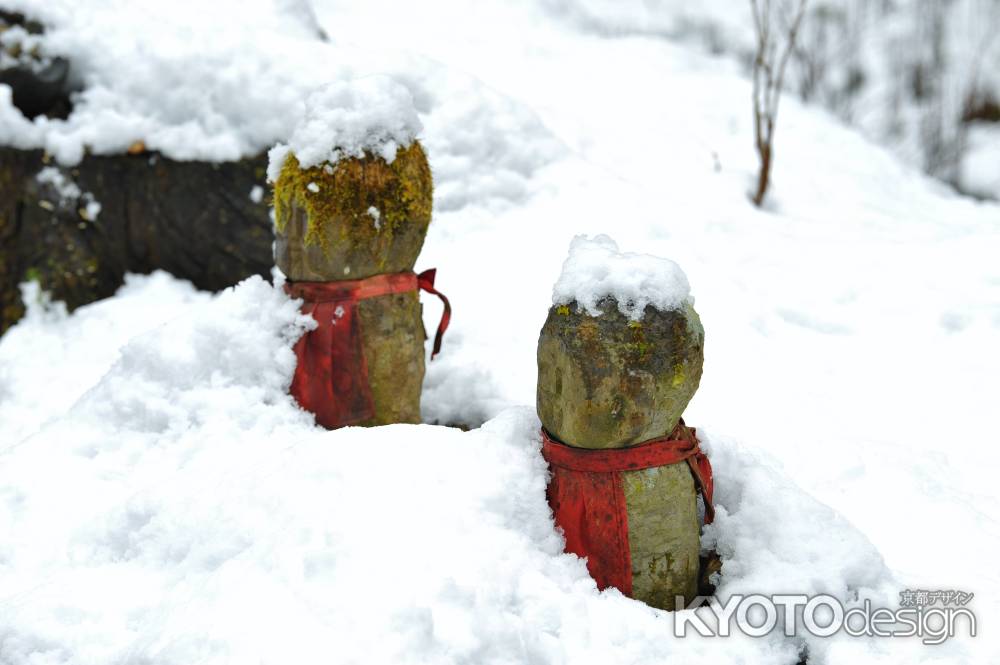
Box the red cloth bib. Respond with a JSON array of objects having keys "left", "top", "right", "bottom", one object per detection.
[
  {"left": 541, "top": 423, "right": 714, "bottom": 596},
  {"left": 284, "top": 269, "right": 450, "bottom": 429}
]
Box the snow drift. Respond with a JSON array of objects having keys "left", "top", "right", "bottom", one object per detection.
[{"left": 0, "top": 274, "right": 915, "bottom": 665}]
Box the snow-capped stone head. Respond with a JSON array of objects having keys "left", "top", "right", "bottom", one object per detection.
[
  {"left": 539, "top": 235, "right": 704, "bottom": 447},
  {"left": 267, "top": 76, "right": 422, "bottom": 182},
  {"left": 268, "top": 76, "right": 432, "bottom": 282}
]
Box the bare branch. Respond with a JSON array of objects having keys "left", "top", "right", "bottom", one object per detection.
[
  {"left": 770, "top": 0, "right": 808, "bottom": 118},
  {"left": 748, "top": 0, "right": 809, "bottom": 206}
]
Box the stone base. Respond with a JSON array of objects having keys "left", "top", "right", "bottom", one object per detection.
[{"left": 356, "top": 289, "right": 426, "bottom": 425}]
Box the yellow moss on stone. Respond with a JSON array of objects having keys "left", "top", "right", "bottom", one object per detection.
[
  {"left": 537, "top": 298, "right": 705, "bottom": 448},
  {"left": 271, "top": 141, "right": 434, "bottom": 281},
  {"left": 272, "top": 142, "right": 432, "bottom": 253}
]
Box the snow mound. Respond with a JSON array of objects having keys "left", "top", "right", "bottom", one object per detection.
[
  {"left": 0, "top": 272, "right": 208, "bottom": 445},
  {"left": 0, "top": 273, "right": 923, "bottom": 665},
  {"left": 266, "top": 76, "right": 422, "bottom": 182},
  {"left": 552, "top": 234, "right": 693, "bottom": 319},
  {"left": 0, "top": 0, "right": 565, "bottom": 214},
  {"left": 0, "top": 0, "right": 339, "bottom": 164},
  {"left": 67, "top": 275, "right": 315, "bottom": 435}
]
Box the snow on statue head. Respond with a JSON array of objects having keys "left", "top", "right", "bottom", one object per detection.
[
  {"left": 268, "top": 76, "right": 432, "bottom": 281},
  {"left": 537, "top": 234, "right": 704, "bottom": 448}
]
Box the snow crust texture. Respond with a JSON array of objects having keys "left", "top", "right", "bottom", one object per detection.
[
  {"left": 0, "top": 0, "right": 565, "bottom": 214},
  {"left": 552, "top": 235, "right": 692, "bottom": 319},
  {"left": 266, "top": 77, "right": 421, "bottom": 182},
  {"left": 0, "top": 276, "right": 908, "bottom": 665}
]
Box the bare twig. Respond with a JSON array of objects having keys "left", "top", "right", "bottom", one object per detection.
[{"left": 749, "top": 0, "right": 808, "bottom": 207}]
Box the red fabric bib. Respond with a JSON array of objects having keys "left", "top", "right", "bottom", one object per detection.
[
  {"left": 541, "top": 423, "right": 714, "bottom": 596},
  {"left": 284, "top": 269, "right": 450, "bottom": 429}
]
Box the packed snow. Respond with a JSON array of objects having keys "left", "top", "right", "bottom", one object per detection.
[
  {"left": 0, "top": 0, "right": 338, "bottom": 164},
  {"left": 266, "top": 77, "right": 421, "bottom": 182},
  {"left": 0, "top": 273, "right": 920, "bottom": 665},
  {"left": 2, "top": 0, "right": 999, "bottom": 664},
  {"left": 551, "top": 234, "right": 692, "bottom": 319}
]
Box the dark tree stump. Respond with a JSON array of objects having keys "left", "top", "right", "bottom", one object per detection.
[{"left": 0, "top": 147, "right": 274, "bottom": 334}]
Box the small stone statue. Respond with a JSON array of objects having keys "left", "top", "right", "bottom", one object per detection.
[
  {"left": 270, "top": 79, "right": 447, "bottom": 428},
  {"left": 536, "top": 235, "right": 712, "bottom": 610}
]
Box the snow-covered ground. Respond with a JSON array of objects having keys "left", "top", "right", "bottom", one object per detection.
[{"left": 1, "top": 0, "right": 999, "bottom": 663}]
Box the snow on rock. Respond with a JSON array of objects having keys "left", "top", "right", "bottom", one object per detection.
[
  {"left": 0, "top": 273, "right": 914, "bottom": 664},
  {"left": 0, "top": 0, "right": 564, "bottom": 213},
  {"left": 82, "top": 198, "right": 101, "bottom": 220},
  {"left": 0, "top": 0, "right": 348, "bottom": 164},
  {"left": 266, "top": 76, "right": 422, "bottom": 182},
  {"left": 0, "top": 22, "right": 50, "bottom": 70},
  {"left": 552, "top": 234, "right": 693, "bottom": 319},
  {"left": 34, "top": 165, "right": 102, "bottom": 218},
  {"left": 35, "top": 166, "right": 81, "bottom": 201}
]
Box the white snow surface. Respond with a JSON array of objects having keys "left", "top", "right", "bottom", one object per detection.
[
  {"left": 0, "top": 274, "right": 906, "bottom": 665},
  {"left": 266, "top": 77, "right": 421, "bottom": 182},
  {"left": 2, "top": 1, "right": 999, "bottom": 664},
  {"left": 552, "top": 234, "right": 692, "bottom": 318},
  {"left": 0, "top": 0, "right": 340, "bottom": 165}
]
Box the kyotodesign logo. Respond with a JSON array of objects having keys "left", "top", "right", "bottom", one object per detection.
[{"left": 674, "top": 591, "right": 976, "bottom": 645}]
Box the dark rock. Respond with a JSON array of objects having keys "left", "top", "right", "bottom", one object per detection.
[{"left": 0, "top": 147, "right": 274, "bottom": 334}]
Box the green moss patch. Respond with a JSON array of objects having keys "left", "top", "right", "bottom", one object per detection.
[{"left": 272, "top": 142, "right": 434, "bottom": 280}]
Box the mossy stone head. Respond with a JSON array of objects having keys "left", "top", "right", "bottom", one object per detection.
[
  {"left": 536, "top": 298, "right": 705, "bottom": 449},
  {"left": 273, "top": 141, "right": 433, "bottom": 281}
]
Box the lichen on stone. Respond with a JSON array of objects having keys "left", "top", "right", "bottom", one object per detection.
[
  {"left": 622, "top": 462, "right": 699, "bottom": 610},
  {"left": 536, "top": 296, "right": 705, "bottom": 448},
  {"left": 356, "top": 290, "right": 425, "bottom": 425},
  {"left": 272, "top": 141, "right": 433, "bottom": 281}
]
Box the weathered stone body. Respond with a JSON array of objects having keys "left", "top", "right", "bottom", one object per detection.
[
  {"left": 274, "top": 143, "right": 433, "bottom": 426},
  {"left": 273, "top": 144, "right": 432, "bottom": 281},
  {"left": 621, "top": 464, "right": 700, "bottom": 610},
  {"left": 537, "top": 298, "right": 705, "bottom": 448},
  {"left": 536, "top": 296, "right": 705, "bottom": 610},
  {"left": 355, "top": 290, "right": 425, "bottom": 425}
]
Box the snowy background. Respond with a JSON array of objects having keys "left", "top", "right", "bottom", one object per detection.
[{"left": 1, "top": 0, "right": 998, "bottom": 663}]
